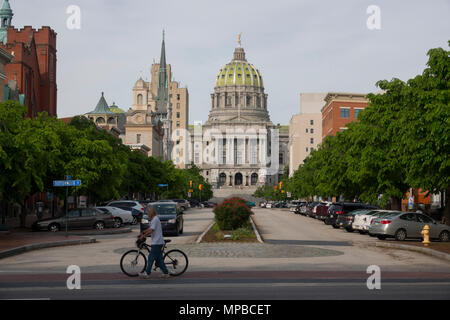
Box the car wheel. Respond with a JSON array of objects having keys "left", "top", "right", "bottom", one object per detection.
[
  {"left": 94, "top": 221, "right": 105, "bottom": 231},
  {"left": 345, "top": 227, "right": 354, "bottom": 233},
  {"left": 48, "top": 223, "right": 60, "bottom": 232},
  {"left": 439, "top": 231, "right": 450, "bottom": 242},
  {"left": 113, "top": 218, "right": 122, "bottom": 228},
  {"left": 395, "top": 229, "right": 407, "bottom": 241},
  {"left": 131, "top": 216, "right": 138, "bottom": 225},
  {"left": 377, "top": 235, "right": 387, "bottom": 240},
  {"left": 332, "top": 224, "right": 340, "bottom": 229},
  {"left": 358, "top": 230, "right": 366, "bottom": 234}
]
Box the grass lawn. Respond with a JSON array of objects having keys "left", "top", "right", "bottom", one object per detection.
[{"left": 201, "top": 220, "right": 258, "bottom": 243}]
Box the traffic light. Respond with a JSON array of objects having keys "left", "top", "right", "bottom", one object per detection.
[
  {"left": 274, "top": 185, "right": 278, "bottom": 191},
  {"left": 279, "top": 181, "right": 283, "bottom": 189},
  {"left": 189, "top": 180, "right": 193, "bottom": 188},
  {"left": 199, "top": 184, "right": 203, "bottom": 191}
]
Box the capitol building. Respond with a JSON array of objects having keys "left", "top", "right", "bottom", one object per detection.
[{"left": 189, "top": 42, "right": 289, "bottom": 194}]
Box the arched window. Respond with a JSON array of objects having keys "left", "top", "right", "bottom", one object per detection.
[
  {"left": 96, "top": 117, "right": 105, "bottom": 124},
  {"left": 235, "top": 173, "right": 243, "bottom": 186},
  {"left": 137, "top": 94, "right": 143, "bottom": 105},
  {"left": 246, "top": 95, "right": 251, "bottom": 106},
  {"left": 107, "top": 117, "right": 115, "bottom": 124},
  {"left": 251, "top": 173, "right": 258, "bottom": 185},
  {"left": 219, "top": 173, "right": 227, "bottom": 186}
]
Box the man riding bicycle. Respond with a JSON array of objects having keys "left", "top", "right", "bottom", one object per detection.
[{"left": 138, "top": 206, "right": 170, "bottom": 279}]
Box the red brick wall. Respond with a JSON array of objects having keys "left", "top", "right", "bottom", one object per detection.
[
  {"left": 322, "top": 100, "right": 368, "bottom": 140},
  {"left": 0, "top": 26, "right": 57, "bottom": 118}
]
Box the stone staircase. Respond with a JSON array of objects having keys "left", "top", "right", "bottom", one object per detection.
[{"left": 211, "top": 187, "right": 263, "bottom": 204}]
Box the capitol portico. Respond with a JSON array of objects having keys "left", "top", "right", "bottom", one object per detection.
[{"left": 189, "top": 42, "right": 289, "bottom": 193}]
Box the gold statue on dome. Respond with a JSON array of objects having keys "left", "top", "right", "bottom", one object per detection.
[{"left": 238, "top": 32, "right": 242, "bottom": 47}]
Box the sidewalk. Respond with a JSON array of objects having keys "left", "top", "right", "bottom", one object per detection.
[{"left": 0, "top": 232, "right": 97, "bottom": 259}]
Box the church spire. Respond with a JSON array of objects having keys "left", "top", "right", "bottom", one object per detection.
[
  {"left": 156, "top": 29, "right": 168, "bottom": 110},
  {"left": 0, "top": 0, "right": 13, "bottom": 44}
]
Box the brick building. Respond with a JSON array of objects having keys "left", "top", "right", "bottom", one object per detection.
[
  {"left": 321, "top": 92, "right": 368, "bottom": 141},
  {"left": 0, "top": 0, "right": 57, "bottom": 118}
]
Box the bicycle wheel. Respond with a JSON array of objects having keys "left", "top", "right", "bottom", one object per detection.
[
  {"left": 164, "top": 249, "right": 188, "bottom": 276},
  {"left": 120, "top": 250, "right": 147, "bottom": 277}
]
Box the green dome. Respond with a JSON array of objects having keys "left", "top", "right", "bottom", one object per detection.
[
  {"left": 215, "top": 61, "right": 263, "bottom": 88},
  {"left": 215, "top": 47, "right": 263, "bottom": 88},
  {"left": 110, "top": 102, "right": 125, "bottom": 113}
]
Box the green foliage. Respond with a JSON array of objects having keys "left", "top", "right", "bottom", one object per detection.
[
  {"left": 213, "top": 197, "right": 253, "bottom": 230},
  {"left": 289, "top": 42, "right": 449, "bottom": 213}
]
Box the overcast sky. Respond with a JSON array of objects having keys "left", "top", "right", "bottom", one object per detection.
[{"left": 10, "top": 0, "right": 450, "bottom": 125}]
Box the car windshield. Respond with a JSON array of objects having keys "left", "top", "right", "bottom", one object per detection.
[{"left": 150, "top": 204, "right": 177, "bottom": 215}]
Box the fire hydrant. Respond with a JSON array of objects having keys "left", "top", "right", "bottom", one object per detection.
[{"left": 421, "top": 225, "right": 431, "bottom": 247}]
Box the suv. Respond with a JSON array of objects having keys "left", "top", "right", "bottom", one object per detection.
[
  {"left": 170, "top": 199, "right": 190, "bottom": 211},
  {"left": 326, "top": 202, "right": 379, "bottom": 228}
]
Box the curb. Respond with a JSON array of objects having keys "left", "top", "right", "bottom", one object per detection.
[
  {"left": 0, "top": 237, "right": 97, "bottom": 259},
  {"left": 250, "top": 215, "right": 264, "bottom": 243},
  {"left": 196, "top": 222, "right": 215, "bottom": 244},
  {"left": 65, "top": 227, "right": 133, "bottom": 236},
  {"left": 375, "top": 242, "right": 450, "bottom": 262}
]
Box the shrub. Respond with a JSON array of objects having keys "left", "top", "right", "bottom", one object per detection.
[{"left": 213, "top": 197, "right": 253, "bottom": 230}]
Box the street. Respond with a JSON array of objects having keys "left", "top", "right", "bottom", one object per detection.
[{"left": 1, "top": 207, "right": 449, "bottom": 300}]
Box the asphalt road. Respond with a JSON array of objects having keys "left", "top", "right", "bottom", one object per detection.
[{"left": 1, "top": 207, "right": 450, "bottom": 300}]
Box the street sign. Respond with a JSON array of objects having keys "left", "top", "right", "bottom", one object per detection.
[
  {"left": 53, "top": 180, "right": 82, "bottom": 187},
  {"left": 158, "top": 184, "right": 168, "bottom": 187}
]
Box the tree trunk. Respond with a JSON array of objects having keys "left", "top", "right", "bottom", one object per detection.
[
  {"left": 390, "top": 197, "right": 402, "bottom": 211},
  {"left": 444, "top": 187, "right": 450, "bottom": 226},
  {"left": 19, "top": 202, "right": 28, "bottom": 228}
]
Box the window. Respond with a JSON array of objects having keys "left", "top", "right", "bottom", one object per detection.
[
  {"left": 68, "top": 210, "right": 80, "bottom": 218},
  {"left": 310, "top": 147, "right": 314, "bottom": 152},
  {"left": 417, "top": 214, "right": 433, "bottom": 223},
  {"left": 176, "top": 121, "right": 180, "bottom": 127},
  {"left": 340, "top": 108, "right": 350, "bottom": 118},
  {"left": 176, "top": 112, "right": 180, "bottom": 118},
  {"left": 137, "top": 134, "right": 141, "bottom": 144},
  {"left": 81, "top": 209, "right": 94, "bottom": 217},
  {"left": 306, "top": 147, "right": 309, "bottom": 152},
  {"left": 310, "top": 138, "right": 314, "bottom": 144},
  {"left": 400, "top": 213, "right": 417, "bottom": 222},
  {"left": 306, "top": 128, "right": 308, "bottom": 133},
  {"left": 310, "top": 128, "right": 314, "bottom": 134},
  {"left": 279, "top": 153, "right": 284, "bottom": 164},
  {"left": 137, "top": 94, "right": 143, "bottom": 105},
  {"left": 194, "top": 152, "right": 200, "bottom": 164},
  {"left": 177, "top": 103, "right": 180, "bottom": 109},
  {"left": 310, "top": 120, "right": 314, "bottom": 125},
  {"left": 177, "top": 94, "right": 180, "bottom": 101},
  {"left": 251, "top": 173, "right": 258, "bottom": 185},
  {"left": 355, "top": 109, "right": 362, "bottom": 119},
  {"left": 219, "top": 173, "right": 227, "bottom": 186}
]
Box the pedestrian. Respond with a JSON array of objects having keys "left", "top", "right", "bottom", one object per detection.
[{"left": 138, "top": 206, "right": 170, "bottom": 279}]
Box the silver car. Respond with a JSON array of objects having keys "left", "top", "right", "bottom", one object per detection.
[{"left": 369, "top": 212, "right": 450, "bottom": 242}]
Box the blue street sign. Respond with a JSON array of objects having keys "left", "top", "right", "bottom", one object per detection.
[
  {"left": 53, "top": 180, "right": 82, "bottom": 187},
  {"left": 158, "top": 184, "right": 168, "bottom": 187}
]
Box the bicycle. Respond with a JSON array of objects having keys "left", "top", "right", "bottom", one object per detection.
[{"left": 120, "top": 238, "right": 188, "bottom": 277}]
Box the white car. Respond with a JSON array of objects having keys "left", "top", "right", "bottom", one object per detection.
[
  {"left": 96, "top": 206, "right": 134, "bottom": 228},
  {"left": 266, "top": 202, "right": 273, "bottom": 209},
  {"left": 353, "top": 210, "right": 393, "bottom": 234}
]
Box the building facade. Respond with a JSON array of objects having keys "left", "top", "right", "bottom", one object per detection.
[
  {"left": 0, "top": 46, "right": 12, "bottom": 101},
  {"left": 288, "top": 93, "right": 325, "bottom": 177},
  {"left": 126, "top": 32, "right": 189, "bottom": 166},
  {"left": 189, "top": 43, "right": 289, "bottom": 193},
  {"left": 0, "top": 0, "right": 57, "bottom": 118},
  {"left": 321, "top": 92, "right": 368, "bottom": 141}
]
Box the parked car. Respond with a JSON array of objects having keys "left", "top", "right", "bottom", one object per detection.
[
  {"left": 326, "top": 202, "right": 379, "bottom": 227},
  {"left": 353, "top": 210, "right": 388, "bottom": 234},
  {"left": 369, "top": 212, "right": 450, "bottom": 242},
  {"left": 315, "top": 203, "right": 331, "bottom": 220},
  {"left": 292, "top": 202, "right": 307, "bottom": 214},
  {"left": 246, "top": 201, "right": 256, "bottom": 208},
  {"left": 32, "top": 208, "right": 115, "bottom": 232},
  {"left": 170, "top": 199, "right": 190, "bottom": 211},
  {"left": 287, "top": 200, "right": 301, "bottom": 208},
  {"left": 266, "top": 202, "right": 274, "bottom": 209},
  {"left": 335, "top": 208, "right": 375, "bottom": 232},
  {"left": 189, "top": 199, "right": 201, "bottom": 208},
  {"left": 106, "top": 200, "right": 145, "bottom": 213},
  {"left": 305, "top": 202, "right": 321, "bottom": 217},
  {"left": 144, "top": 202, "right": 184, "bottom": 236},
  {"left": 96, "top": 206, "right": 134, "bottom": 228},
  {"left": 201, "top": 201, "right": 217, "bottom": 208},
  {"left": 260, "top": 201, "right": 267, "bottom": 208}
]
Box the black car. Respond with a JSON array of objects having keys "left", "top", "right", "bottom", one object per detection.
[
  {"left": 201, "top": 201, "right": 217, "bottom": 208},
  {"left": 326, "top": 202, "right": 379, "bottom": 228},
  {"left": 189, "top": 199, "right": 201, "bottom": 208},
  {"left": 143, "top": 202, "right": 184, "bottom": 236}
]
